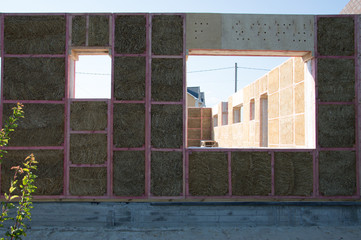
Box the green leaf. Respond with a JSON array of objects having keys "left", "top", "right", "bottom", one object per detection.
[
  {"left": 9, "top": 187, "right": 16, "bottom": 193},
  {"left": 10, "top": 195, "right": 19, "bottom": 201}
]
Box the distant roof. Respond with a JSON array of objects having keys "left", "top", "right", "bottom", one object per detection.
[{"left": 187, "top": 87, "right": 199, "bottom": 99}]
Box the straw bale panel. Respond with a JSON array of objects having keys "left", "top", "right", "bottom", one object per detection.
[
  {"left": 71, "top": 15, "right": 86, "bottom": 46},
  {"left": 1, "top": 150, "right": 63, "bottom": 196},
  {"left": 152, "top": 15, "right": 183, "bottom": 55},
  {"left": 274, "top": 152, "right": 313, "bottom": 196},
  {"left": 202, "top": 108, "right": 212, "bottom": 117},
  {"left": 188, "top": 140, "right": 200, "bottom": 147},
  {"left": 70, "top": 101, "right": 108, "bottom": 131},
  {"left": 151, "top": 151, "right": 183, "bottom": 196},
  {"left": 3, "top": 57, "right": 65, "bottom": 100},
  {"left": 317, "top": 17, "right": 354, "bottom": 56},
  {"left": 188, "top": 108, "right": 201, "bottom": 118},
  {"left": 88, "top": 15, "right": 109, "bottom": 46},
  {"left": 188, "top": 129, "right": 201, "bottom": 140},
  {"left": 114, "top": 57, "right": 146, "bottom": 101},
  {"left": 3, "top": 104, "right": 64, "bottom": 146},
  {"left": 202, "top": 129, "right": 212, "bottom": 140},
  {"left": 113, "top": 151, "right": 145, "bottom": 196},
  {"left": 70, "top": 134, "right": 107, "bottom": 164},
  {"left": 319, "top": 151, "right": 356, "bottom": 196},
  {"left": 231, "top": 152, "right": 271, "bottom": 196},
  {"left": 202, "top": 117, "right": 212, "bottom": 129},
  {"left": 4, "top": 15, "right": 65, "bottom": 54},
  {"left": 317, "top": 58, "right": 355, "bottom": 102},
  {"left": 69, "top": 167, "right": 107, "bottom": 196},
  {"left": 188, "top": 118, "right": 201, "bottom": 129},
  {"left": 318, "top": 105, "right": 355, "bottom": 148},
  {"left": 151, "top": 58, "right": 183, "bottom": 102},
  {"left": 114, "top": 15, "right": 146, "bottom": 54},
  {"left": 151, "top": 104, "right": 183, "bottom": 148},
  {"left": 189, "top": 152, "right": 228, "bottom": 196},
  {"left": 113, "top": 103, "right": 145, "bottom": 148}
]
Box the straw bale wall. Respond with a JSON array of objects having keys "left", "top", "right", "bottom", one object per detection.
[
  {"left": 152, "top": 15, "right": 183, "bottom": 55},
  {"left": 2, "top": 104, "right": 64, "bottom": 146},
  {"left": 114, "top": 57, "right": 146, "bottom": 101},
  {"left": 69, "top": 167, "right": 107, "bottom": 196},
  {"left": 1, "top": 150, "right": 63, "bottom": 196},
  {"left": 0, "top": 13, "right": 358, "bottom": 201},
  {"left": 71, "top": 15, "right": 86, "bottom": 46},
  {"left": 70, "top": 134, "right": 107, "bottom": 164},
  {"left": 3, "top": 57, "right": 65, "bottom": 100},
  {"left": 151, "top": 151, "right": 183, "bottom": 196},
  {"left": 4, "top": 15, "right": 66, "bottom": 54},
  {"left": 189, "top": 152, "right": 228, "bottom": 196},
  {"left": 113, "top": 151, "right": 145, "bottom": 196},
  {"left": 114, "top": 15, "right": 146, "bottom": 54}
]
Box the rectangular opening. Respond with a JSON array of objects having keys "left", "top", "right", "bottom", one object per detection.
[
  {"left": 260, "top": 94, "right": 268, "bottom": 147},
  {"left": 221, "top": 102, "right": 228, "bottom": 125},
  {"left": 249, "top": 99, "right": 255, "bottom": 121},
  {"left": 213, "top": 114, "right": 218, "bottom": 127},
  {"left": 69, "top": 50, "right": 111, "bottom": 99},
  {"left": 186, "top": 55, "right": 315, "bottom": 149},
  {"left": 233, "top": 104, "right": 243, "bottom": 124}
]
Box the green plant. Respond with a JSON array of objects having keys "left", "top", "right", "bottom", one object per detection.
[
  {"left": 0, "top": 103, "right": 24, "bottom": 163},
  {"left": 0, "top": 103, "right": 38, "bottom": 239},
  {"left": 0, "top": 154, "right": 37, "bottom": 240}
]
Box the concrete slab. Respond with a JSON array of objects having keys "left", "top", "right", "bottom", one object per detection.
[{"left": 1, "top": 202, "right": 361, "bottom": 240}]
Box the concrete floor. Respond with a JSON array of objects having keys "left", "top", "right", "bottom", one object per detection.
[
  {"left": 23, "top": 226, "right": 361, "bottom": 240},
  {"left": 2, "top": 202, "right": 361, "bottom": 239}
]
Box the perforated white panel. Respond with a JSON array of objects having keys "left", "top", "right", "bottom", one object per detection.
[
  {"left": 186, "top": 14, "right": 315, "bottom": 54},
  {"left": 222, "top": 14, "right": 314, "bottom": 52},
  {"left": 186, "top": 14, "right": 222, "bottom": 49}
]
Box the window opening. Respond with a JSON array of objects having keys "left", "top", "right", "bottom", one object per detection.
[
  {"left": 233, "top": 104, "right": 243, "bottom": 123},
  {"left": 250, "top": 99, "right": 255, "bottom": 121},
  {"left": 213, "top": 114, "right": 218, "bottom": 127},
  {"left": 71, "top": 54, "right": 111, "bottom": 99},
  {"left": 260, "top": 95, "right": 268, "bottom": 147},
  {"left": 186, "top": 56, "right": 315, "bottom": 148},
  {"left": 222, "top": 102, "right": 228, "bottom": 125}
]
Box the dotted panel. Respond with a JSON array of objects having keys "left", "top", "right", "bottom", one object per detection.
[
  {"left": 223, "top": 15, "right": 314, "bottom": 51},
  {"left": 186, "top": 14, "right": 222, "bottom": 49},
  {"left": 186, "top": 14, "right": 314, "bottom": 52},
  {"left": 193, "top": 22, "right": 210, "bottom": 40},
  {"left": 230, "top": 19, "right": 311, "bottom": 43}
]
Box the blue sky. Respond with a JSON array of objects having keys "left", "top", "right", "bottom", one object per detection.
[
  {"left": 1, "top": 0, "right": 350, "bottom": 105},
  {"left": 0, "top": 0, "right": 349, "bottom": 14}
]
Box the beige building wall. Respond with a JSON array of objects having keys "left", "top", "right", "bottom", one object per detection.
[
  {"left": 213, "top": 57, "right": 313, "bottom": 148},
  {"left": 187, "top": 93, "right": 197, "bottom": 107}
]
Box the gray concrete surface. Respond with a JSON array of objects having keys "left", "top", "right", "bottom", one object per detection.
[{"left": 2, "top": 202, "right": 361, "bottom": 239}]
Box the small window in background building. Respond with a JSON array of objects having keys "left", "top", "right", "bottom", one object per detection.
[
  {"left": 250, "top": 99, "right": 255, "bottom": 120},
  {"left": 213, "top": 115, "right": 218, "bottom": 127},
  {"left": 222, "top": 102, "right": 228, "bottom": 125},
  {"left": 233, "top": 104, "right": 243, "bottom": 123}
]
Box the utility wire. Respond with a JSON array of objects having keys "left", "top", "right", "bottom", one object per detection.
[
  {"left": 187, "top": 66, "right": 234, "bottom": 73},
  {"left": 75, "top": 65, "right": 271, "bottom": 76},
  {"left": 76, "top": 72, "right": 111, "bottom": 76},
  {"left": 187, "top": 66, "right": 271, "bottom": 73}
]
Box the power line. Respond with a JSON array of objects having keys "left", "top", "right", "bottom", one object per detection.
[
  {"left": 76, "top": 72, "right": 111, "bottom": 76},
  {"left": 187, "top": 66, "right": 271, "bottom": 74},
  {"left": 237, "top": 66, "right": 271, "bottom": 71},
  {"left": 187, "top": 67, "right": 234, "bottom": 73},
  {"left": 75, "top": 65, "right": 271, "bottom": 76}
]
